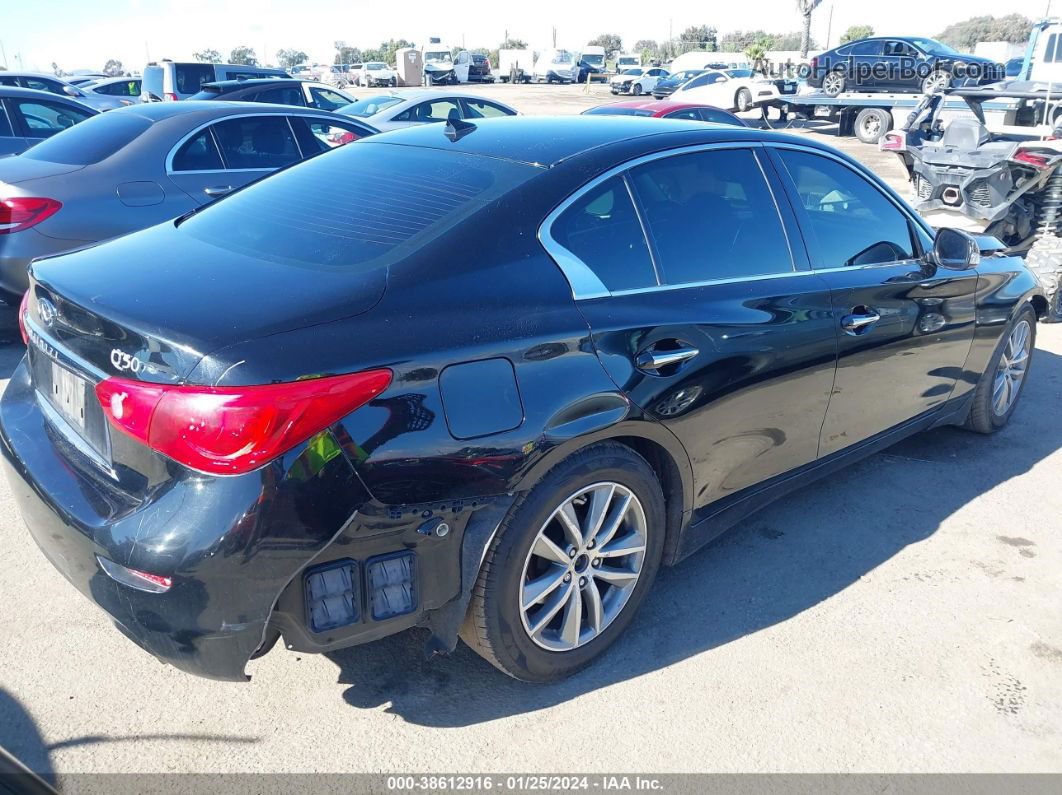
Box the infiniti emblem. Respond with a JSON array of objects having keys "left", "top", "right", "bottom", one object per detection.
[{"left": 37, "top": 297, "right": 57, "bottom": 327}]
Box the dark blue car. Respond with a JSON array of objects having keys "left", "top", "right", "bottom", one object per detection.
[{"left": 808, "top": 37, "right": 1004, "bottom": 96}]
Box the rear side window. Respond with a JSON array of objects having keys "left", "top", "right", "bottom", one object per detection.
[
  {"left": 11, "top": 100, "right": 94, "bottom": 139},
  {"left": 778, "top": 149, "right": 916, "bottom": 267},
  {"left": 850, "top": 41, "right": 883, "bottom": 56},
  {"left": 308, "top": 87, "right": 351, "bottom": 111},
  {"left": 582, "top": 107, "right": 653, "bottom": 117},
  {"left": 461, "top": 99, "right": 514, "bottom": 119},
  {"left": 171, "top": 128, "right": 224, "bottom": 171},
  {"left": 19, "top": 77, "right": 63, "bottom": 95},
  {"left": 253, "top": 86, "right": 305, "bottom": 106},
  {"left": 630, "top": 149, "right": 792, "bottom": 285},
  {"left": 211, "top": 116, "right": 299, "bottom": 169},
  {"left": 174, "top": 63, "right": 215, "bottom": 94},
  {"left": 291, "top": 118, "right": 368, "bottom": 154},
  {"left": 179, "top": 143, "right": 539, "bottom": 270},
  {"left": 21, "top": 111, "right": 148, "bottom": 164},
  {"left": 699, "top": 108, "right": 743, "bottom": 125},
  {"left": 550, "top": 176, "right": 657, "bottom": 291}
]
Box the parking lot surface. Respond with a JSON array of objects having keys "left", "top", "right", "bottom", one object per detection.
[{"left": 0, "top": 84, "right": 1059, "bottom": 778}]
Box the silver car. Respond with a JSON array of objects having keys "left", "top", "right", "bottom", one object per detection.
[
  {"left": 0, "top": 71, "right": 136, "bottom": 111},
  {"left": 0, "top": 102, "right": 376, "bottom": 299},
  {"left": 81, "top": 76, "right": 143, "bottom": 103},
  {"left": 0, "top": 87, "right": 98, "bottom": 156},
  {"left": 336, "top": 90, "right": 517, "bottom": 132}
]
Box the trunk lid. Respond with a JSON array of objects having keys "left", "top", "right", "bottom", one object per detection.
[
  {"left": 28, "top": 221, "right": 387, "bottom": 386},
  {"left": 0, "top": 157, "right": 85, "bottom": 186}
]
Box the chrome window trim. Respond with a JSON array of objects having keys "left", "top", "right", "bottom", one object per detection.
[
  {"left": 0, "top": 100, "right": 13, "bottom": 139},
  {"left": 165, "top": 112, "right": 333, "bottom": 175},
  {"left": 538, "top": 141, "right": 800, "bottom": 300}
]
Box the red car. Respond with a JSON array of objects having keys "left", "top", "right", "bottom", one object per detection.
[{"left": 581, "top": 99, "right": 747, "bottom": 126}]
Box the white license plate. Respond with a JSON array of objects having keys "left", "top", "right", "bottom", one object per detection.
[{"left": 51, "top": 362, "right": 87, "bottom": 431}]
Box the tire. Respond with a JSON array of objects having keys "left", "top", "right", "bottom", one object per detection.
[
  {"left": 822, "top": 71, "right": 846, "bottom": 97},
  {"left": 1025, "top": 233, "right": 1062, "bottom": 322},
  {"left": 922, "top": 70, "right": 952, "bottom": 95},
  {"left": 964, "top": 305, "right": 1037, "bottom": 434},
  {"left": 735, "top": 88, "right": 753, "bottom": 112},
  {"left": 854, "top": 107, "right": 892, "bottom": 144},
  {"left": 460, "top": 442, "right": 666, "bottom": 682}
]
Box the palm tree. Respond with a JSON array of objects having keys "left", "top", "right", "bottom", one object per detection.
[{"left": 797, "top": 0, "right": 823, "bottom": 57}]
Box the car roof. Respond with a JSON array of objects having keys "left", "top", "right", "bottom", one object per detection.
[
  {"left": 0, "top": 86, "right": 96, "bottom": 104},
  {"left": 199, "top": 78, "right": 305, "bottom": 91},
  {"left": 102, "top": 100, "right": 331, "bottom": 123},
  {"left": 1, "top": 71, "right": 69, "bottom": 80},
  {"left": 364, "top": 115, "right": 789, "bottom": 166}
]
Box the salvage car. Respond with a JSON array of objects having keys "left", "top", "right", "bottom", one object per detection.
[
  {"left": 355, "top": 62, "right": 399, "bottom": 88},
  {"left": 336, "top": 91, "right": 516, "bottom": 132},
  {"left": 0, "top": 71, "right": 137, "bottom": 112},
  {"left": 671, "top": 68, "right": 780, "bottom": 112},
  {"left": 610, "top": 67, "right": 668, "bottom": 96},
  {"left": 1, "top": 116, "right": 1046, "bottom": 683},
  {"left": 0, "top": 86, "right": 97, "bottom": 156},
  {"left": 809, "top": 37, "right": 1004, "bottom": 97},
  {"left": 0, "top": 102, "right": 375, "bottom": 298},
  {"left": 581, "top": 99, "right": 745, "bottom": 125},
  {"left": 187, "top": 79, "right": 354, "bottom": 111}
]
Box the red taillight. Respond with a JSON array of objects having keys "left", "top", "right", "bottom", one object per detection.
[
  {"left": 17, "top": 290, "right": 29, "bottom": 345},
  {"left": 97, "top": 555, "right": 173, "bottom": 593},
  {"left": 880, "top": 131, "right": 906, "bottom": 151},
  {"left": 1014, "top": 150, "right": 1051, "bottom": 168},
  {"left": 164, "top": 92, "right": 178, "bottom": 102},
  {"left": 0, "top": 198, "right": 61, "bottom": 235},
  {"left": 810, "top": 56, "right": 818, "bottom": 71},
  {"left": 95, "top": 369, "right": 392, "bottom": 475}
]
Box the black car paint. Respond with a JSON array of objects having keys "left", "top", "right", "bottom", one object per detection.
[
  {"left": 0, "top": 118, "right": 1044, "bottom": 680},
  {"left": 808, "top": 37, "right": 1004, "bottom": 92}
]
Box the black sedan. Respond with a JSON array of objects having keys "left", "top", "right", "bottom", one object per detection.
[
  {"left": 650, "top": 69, "right": 707, "bottom": 99},
  {"left": 1, "top": 117, "right": 1046, "bottom": 683},
  {"left": 808, "top": 36, "right": 1005, "bottom": 96},
  {"left": 187, "top": 78, "right": 355, "bottom": 111}
]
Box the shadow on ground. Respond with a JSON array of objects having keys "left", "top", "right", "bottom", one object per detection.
[{"left": 325, "top": 346, "right": 1062, "bottom": 727}]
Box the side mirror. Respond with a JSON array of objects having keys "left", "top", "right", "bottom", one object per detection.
[
  {"left": 933, "top": 227, "right": 980, "bottom": 270},
  {"left": 62, "top": 85, "right": 82, "bottom": 97}
]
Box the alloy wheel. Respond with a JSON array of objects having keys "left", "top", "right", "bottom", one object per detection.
[
  {"left": 519, "top": 482, "right": 648, "bottom": 652},
  {"left": 823, "top": 72, "right": 844, "bottom": 95},
  {"left": 992, "top": 319, "right": 1032, "bottom": 416}
]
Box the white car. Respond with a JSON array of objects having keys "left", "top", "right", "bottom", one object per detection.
[
  {"left": 610, "top": 67, "right": 669, "bottom": 96},
  {"left": 356, "top": 62, "right": 398, "bottom": 88},
  {"left": 671, "top": 68, "right": 780, "bottom": 112},
  {"left": 336, "top": 90, "right": 517, "bottom": 132}
]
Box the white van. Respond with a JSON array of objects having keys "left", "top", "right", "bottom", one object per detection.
[
  {"left": 533, "top": 49, "right": 576, "bottom": 83},
  {"left": 141, "top": 60, "right": 289, "bottom": 101},
  {"left": 422, "top": 40, "right": 458, "bottom": 85},
  {"left": 616, "top": 54, "right": 641, "bottom": 70}
]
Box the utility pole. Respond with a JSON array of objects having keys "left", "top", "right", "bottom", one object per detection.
[
  {"left": 825, "top": 4, "right": 834, "bottom": 50},
  {"left": 552, "top": 26, "right": 557, "bottom": 48},
  {"left": 0, "top": 40, "right": 7, "bottom": 69}
]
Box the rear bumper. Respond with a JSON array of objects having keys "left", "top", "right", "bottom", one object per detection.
[
  {"left": 0, "top": 356, "right": 508, "bottom": 679},
  {"left": 0, "top": 229, "right": 90, "bottom": 299}
]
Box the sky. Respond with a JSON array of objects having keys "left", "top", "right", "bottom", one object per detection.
[{"left": 1, "top": 0, "right": 1058, "bottom": 73}]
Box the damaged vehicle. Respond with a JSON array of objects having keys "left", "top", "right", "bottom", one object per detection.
[
  {"left": 884, "top": 88, "right": 1062, "bottom": 319},
  {"left": 1, "top": 117, "right": 1046, "bottom": 683}
]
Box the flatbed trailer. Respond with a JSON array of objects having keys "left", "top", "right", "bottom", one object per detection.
[{"left": 769, "top": 90, "right": 1028, "bottom": 144}]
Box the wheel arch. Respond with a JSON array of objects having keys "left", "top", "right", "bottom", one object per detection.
[{"left": 518, "top": 420, "right": 694, "bottom": 567}]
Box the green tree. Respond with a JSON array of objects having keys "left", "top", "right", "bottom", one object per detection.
[
  {"left": 361, "top": 39, "right": 413, "bottom": 65},
  {"left": 839, "top": 25, "right": 874, "bottom": 44},
  {"left": 229, "top": 46, "right": 257, "bottom": 66},
  {"left": 501, "top": 37, "right": 528, "bottom": 49},
  {"left": 770, "top": 31, "right": 807, "bottom": 50},
  {"left": 720, "top": 30, "right": 765, "bottom": 53},
  {"left": 193, "top": 49, "right": 221, "bottom": 63},
  {"left": 276, "top": 48, "right": 309, "bottom": 69},
  {"left": 589, "top": 33, "right": 623, "bottom": 56},
  {"left": 937, "top": 14, "right": 1032, "bottom": 52},
  {"left": 333, "top": 42, "right": 360, "bottom": 64},
  {"left": 102, "top": 59, "right": 123, "bottom": 76},
  {"left": 678, "top": 25, "right": 718, "bottom": 53}
]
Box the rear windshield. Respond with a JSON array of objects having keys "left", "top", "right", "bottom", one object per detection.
[
  {"left": 21, "top": 111, "right": 152, "bottom": 165},
  {"left": 583, "top": 107, "right": 653, "bottom": 117},
  {"left": 337, "top": 95, "right": 403, "bottom": 118},
  {"left": 179, "top": 142, "right": 540, "bottom": 270},
  {"left": 143, "top": 65, "right": 163, "bottom": 99}
]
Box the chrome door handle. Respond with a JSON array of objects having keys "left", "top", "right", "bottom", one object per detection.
[
  {"left": 204, "top": 185, "right": 233, "bottom": 197},
  {"left": 840, "top": 309, "right": 881, "bottom": 334},
  {"left": 635, "top": 346, "right": 699, "bottom": 372}
]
